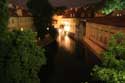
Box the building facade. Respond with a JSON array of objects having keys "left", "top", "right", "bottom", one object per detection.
[
  {"left": 8, "top": 4, "right": 34, "bottom": 31},
  {"left": 53, "top": 14, "right": 80, "bottom": 37},
  {"left": 84, "top": 16, "right": 125, "bottom": 58}
]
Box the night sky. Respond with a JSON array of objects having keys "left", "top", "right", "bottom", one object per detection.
[
  {"left": 10, "top": 0, "right": 101, "bottom": 8},
  {"left": 49, "top": 0, "right": 101, "bottom": 7}
]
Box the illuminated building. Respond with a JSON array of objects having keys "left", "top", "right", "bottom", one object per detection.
[
  {"left": 84, "top": 16, "right": 125, "bottom": 58},
  {"left": 8, "top": 3, "right": 34, "bottom": 31}
]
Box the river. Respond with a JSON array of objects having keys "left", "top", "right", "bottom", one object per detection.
[{"left": 39, "top": 33, "right": 100, "bottom": 83}]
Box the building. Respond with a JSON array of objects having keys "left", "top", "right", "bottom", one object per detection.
[
  {"left": 96, "top": 10, "right": 125, "bottom": 17},
  {"left": 84, "top": 16, "right": 125, "bottom": 59},
  {"left": 62, "top": 17, "right": 79, "bottom": 34},
  {"left": 52, "top": 15, "right": 63, "bottom": 29},
  {"left": 53, "top": 6, "right": 96, "bottom": 39},
  {"left": 110, "top": 10, "right": 125, "bottom": 16},
  {"left": 8, "top": 3, "right": 34, "bottom": 31}
]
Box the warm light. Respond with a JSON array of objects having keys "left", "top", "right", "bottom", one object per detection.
[
  {"left": 63, "top": 21, "right": 70, "bottom": 32},
  {"left": 116, "top": 13, "right": 122, "bottom": 16},
  {"left": 58, "top": 28, "right": 62, "bottom": 33},
  {"left": 52, "top": 15, "right": 63, "bottom": 29},
  {"left": 58, "top": 28, "right": 62, "bottom": 34},
  {"left": 57, "top": 30, "right": 75, "bottom": 53},
  {"left": 20, "top": 27, "right": 24, "bottom": 31},
  {"left": 46, "top": 27, "right": 50, "bottom": 31},
  {"left": 117, "top": 14, "right": 120, "bottom": 16}
]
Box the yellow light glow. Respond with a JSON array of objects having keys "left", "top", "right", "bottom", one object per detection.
[
  {"left": 46, "top": 27, "right": 50, "bottom": 31},
  {"left": 20, "top": 27, "right": 24, "bottom": 31},
  {"left": 63, "top": 21, "right": 70, "bottom": 32},
  {"left": 58, "top": 28, "right": 61, "bottom": 33}
]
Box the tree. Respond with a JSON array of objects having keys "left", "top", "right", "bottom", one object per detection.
[
  {"left": 0, "top": 0, "right": 9, "bottom": 32},
  {"left": 7, "top": 30, "right": 46, "bottom": 83},
  {"left": 0, "top": 0, "right": 46, "bottom": 83},
  {"left": 101, "top": 0, "right": 125, "bottom": 15},
  {"left": 91, "top": 33, "right": 125, "bottom": 83},
  {"left": 0, "top": 0, "right": 9, "bottom": 82},
  {"left": 0, "top": 30, "right": 46, "bottom": 83},
  {"left": 27, "top": 0, "right": 53, "bottom": 39}
]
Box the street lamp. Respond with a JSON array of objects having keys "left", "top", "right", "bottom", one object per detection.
[
  {"left": 46, "top": 27, "right": 50, "bottom": 31},
  {"left": 20, "top": 27, "right": 24, "bottom": 31}
]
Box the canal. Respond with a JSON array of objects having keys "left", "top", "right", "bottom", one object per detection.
[{"left": 39, "top": 34, "right": 101, "bottom": 83}]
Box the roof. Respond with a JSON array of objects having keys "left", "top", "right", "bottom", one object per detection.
[
  {"left": 21, "top": 9, "right": 32, "bottom": 17},
  {"left": 9, "top": 8, "right": 18, "bottom": 17},
  {"left": 111, "top": 10, "right": 125, "bottom": 16},
  {"left": 86, "top": 16, "right": 125, "bottom": 27},
  {"left": 8, "top": 4, "right": 32, "bottom": 17}
]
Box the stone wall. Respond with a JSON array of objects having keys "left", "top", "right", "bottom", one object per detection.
[
  {"left": 84, "top": 16, "right": 125, "bottom": 57},
  {"left": 85, "top": 22, "right": 125, "bottom": 49}
]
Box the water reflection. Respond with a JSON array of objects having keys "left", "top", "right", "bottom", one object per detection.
[
  {"left": 39, "top": 30, "right": 101, "bottom": 83},
  {"left": 57, "top": 34, "right": 75, "bottom": 54}
]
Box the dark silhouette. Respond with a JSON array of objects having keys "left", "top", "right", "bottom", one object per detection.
[{"left": 27, "top": 0, "right": 53, "bottom": 39}]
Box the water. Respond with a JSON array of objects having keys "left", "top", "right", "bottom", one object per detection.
[{"left": 39, "top": 34, "right": 101, "bottom": 83}]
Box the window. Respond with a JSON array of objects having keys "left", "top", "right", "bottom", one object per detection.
[{"left": 11, "top": 19, "right": 14, "bottom": 24}]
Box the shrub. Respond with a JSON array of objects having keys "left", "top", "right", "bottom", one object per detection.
[
  {"left": 91, "top": 33, "right": 125, "bottom": 83},
  {"left": 0, "top": 30, "right": 46, "bottom": 83}
]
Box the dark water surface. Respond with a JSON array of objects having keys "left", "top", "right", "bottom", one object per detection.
[{"left": 39, "top": 35, "right": 100, "bottom": 83}]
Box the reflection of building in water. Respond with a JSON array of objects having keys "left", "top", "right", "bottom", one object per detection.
[
  {"left": 57, "top": 35, "right": 75, "bottom": 53},
  {"left": 84, "top": 16, "right": 125, "bottom": 58}
]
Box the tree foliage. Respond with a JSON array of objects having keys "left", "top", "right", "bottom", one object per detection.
[
  {"left": 0, "top": 30, "right": 46, "bottom": 83},
  {"left": 0, "top": 0, "right": 46, "bottom": 83},
  {"left": 91, "top": 33, "right": 125, "bottom": 83},
  {"left": 27, "top": 0, "right": 53, "bottom": 38},
  {"left": 101, "top": 0, "right": 125, "bottom": 15},
  {"left": 0, "top": 0, "right": 9, "bottom": 32}
]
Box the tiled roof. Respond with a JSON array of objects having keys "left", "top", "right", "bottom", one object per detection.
[
  {"left": 9, "top": 8, "right": 18, "bottom": 17},
  {"left": 22, "top": 9, "right": 32, "bottom": 17},
  {"left": 87, "top": 16, "right": 125, "bottom": 27},
  {"left": 8, "top": 3, "right": 32, "bottom": 17}
]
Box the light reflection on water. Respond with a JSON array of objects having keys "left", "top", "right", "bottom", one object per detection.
[{"left": 57, "top": 34, "right": 75, "bottom": 53}]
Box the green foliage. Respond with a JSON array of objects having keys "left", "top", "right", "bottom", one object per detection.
[
  {"left": 101, "top": 0, "right": 125, "bottom": 15},
  {"left": 91, "top": 33, "right": 125, "bottom": 83},
  {"left": 0, "top": 0, "right": 46, "bottom": 82},
  {"left": 0, "top": 30, "right": 46, "bottom": 83},
  {"left": 92, "top": 65, "right": 125, "bottom": 82},
  {"left": 0, "top": 0, "right": 9, "bottom": 32},
  {"left": 106, "top": 33, "right": 125, "bottom": 59},
  {"left": 27, "top": 0, "right": 53, "bottom": 38}
]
